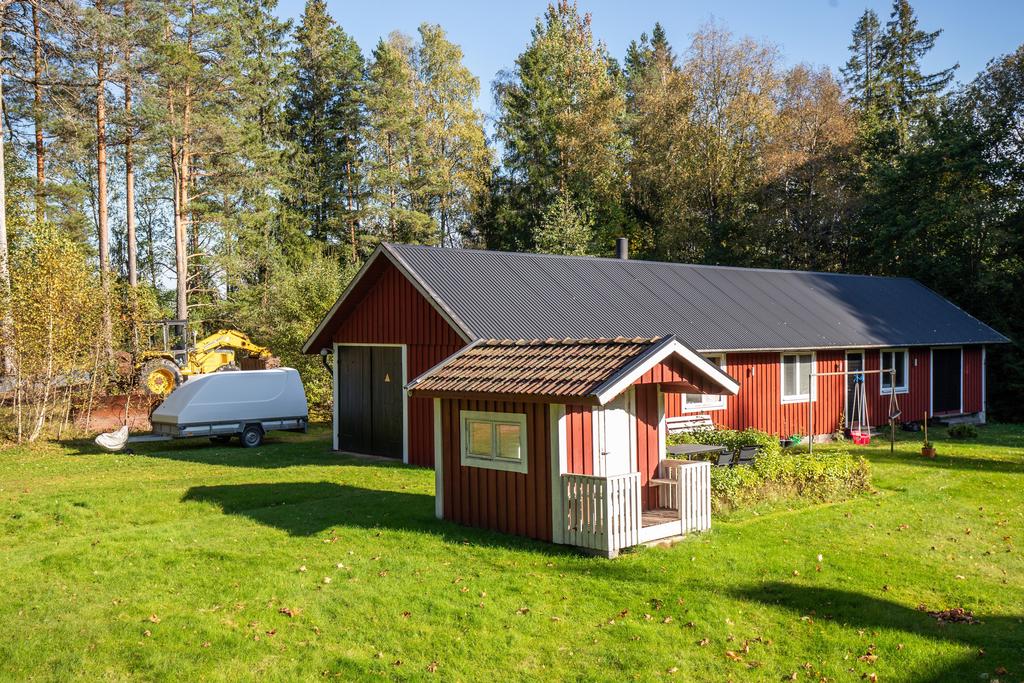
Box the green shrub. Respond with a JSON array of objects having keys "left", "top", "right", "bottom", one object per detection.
[
  {"left": 947, "top": 423, "right": 978, "bottom": 439},
  {"left": 669, "top": 426, "right": 870, "bottom": 510}
]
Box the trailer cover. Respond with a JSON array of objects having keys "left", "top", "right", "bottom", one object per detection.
[{"left": 151, "top": 368, "right": 308, "bottom": 427}]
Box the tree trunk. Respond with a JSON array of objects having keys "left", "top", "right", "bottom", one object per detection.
[
  {"left": 96, "top": 0, "right": 112, "bottom": 361},
  {"left": 124, "top": 0, "right": 136, "bottom": 287},
  {"left": 32, "top": 0, "right": 44, "bottom": 222},
  {"left": 0, "top": 26, "right": 16, "bottom": 377}
]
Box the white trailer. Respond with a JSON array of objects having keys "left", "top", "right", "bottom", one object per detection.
[{"left": 96, "top": 368, "right": 308, "bottom": 451}]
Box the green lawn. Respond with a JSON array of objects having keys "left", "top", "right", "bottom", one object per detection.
[{"left": 1, "top": 426, "right": 1022, "bottom": 682}]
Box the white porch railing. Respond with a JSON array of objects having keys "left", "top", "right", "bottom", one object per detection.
[
  {"left": 561, "top": 472, "right": 641, "bottom": 557},
  {"left": 657, "top": 459, "right": 712, "bottom": 533}
]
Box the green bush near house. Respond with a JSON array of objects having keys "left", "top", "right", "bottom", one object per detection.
[
  {"left": 947, "top": 423, "right": 979, "bottom": 439},
  {"left": 668, "top": 428, "right": 870, "bottom": 510}
]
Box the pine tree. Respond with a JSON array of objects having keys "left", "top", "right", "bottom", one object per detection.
[
  {"left": 285, "top": 0, "right": 364, "bottom": 258},
  {"left": 492, "top": 0, "right": 626, "bottom": 252},
  {"left": 841, "top": 9, "right": 882, "bottom": 111},
  {"left": 533, "top": 188, "right": 591, "bottom": 255},
  {"left": 414, "top": 23, "right": 490, "bottom": 247},
  {"left": 877, "top": 0, "right": 957, "bottom": 147},
  {"left": 363, "top": 33, "right": 431, "bottom": 245}
]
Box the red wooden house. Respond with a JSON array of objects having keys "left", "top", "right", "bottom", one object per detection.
[{"left": 304, "top": 241, "right": 1008, "bottom": 467}]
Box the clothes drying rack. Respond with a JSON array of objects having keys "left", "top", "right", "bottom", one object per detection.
[{"left": 806, "top": 368, "right": 900, "bottom": 454}]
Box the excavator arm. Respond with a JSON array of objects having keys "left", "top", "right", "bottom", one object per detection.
[{"left": 191, "top": 330, "right": 272, "bottom": 359}]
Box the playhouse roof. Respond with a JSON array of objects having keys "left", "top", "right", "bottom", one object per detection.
[{"left": 406, "top": 336, "right": 739, "bottom": 405}]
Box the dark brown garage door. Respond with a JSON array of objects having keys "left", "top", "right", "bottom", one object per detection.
[
  {"left": 336, "top": 345, "right": 403, "bottom": 458},
  {"left": 932, "top": 348, "right": 962, "bottom": 415}
]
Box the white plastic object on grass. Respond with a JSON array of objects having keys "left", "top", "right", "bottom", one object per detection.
[{"left": 95, "top": 425, "right": 130, "bottom": 452}]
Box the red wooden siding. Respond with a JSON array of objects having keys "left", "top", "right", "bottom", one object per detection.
[
  {"left": 863, "top": 348, "right": 930, "bottom": 426},
  {"left": 634, "top": 385, "right": 661, "bottom": 509},
  {"left": 963, "top": 347, "right": 983, "bottom": 414},
  {"left": 439, "top": 398, "right": 552, "bottom": 541},
  {"left": 331, "top": 258, "right": 465, "bottom": 466},
  {"left": 636, "top": 355, "right": 710, "bottom": 392},
  {"left": 564, "top": 404, "right": 594, "bottom": 474},
  {"left": 666, "top": 346, "right": 986, "bottom": 435}
]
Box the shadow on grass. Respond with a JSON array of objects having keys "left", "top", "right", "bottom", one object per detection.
[
  {"left": 732, "top": 582, "right": 1024, "bottom": 682},
  {"left": 863, "top": 448, "right": 1024, "bottom": 475},
  {"left": 181, "top": 481, "right": 582, "bottom": 559},
  {"left": 61, "top": 429, "right": 407, "bottom": 470}
]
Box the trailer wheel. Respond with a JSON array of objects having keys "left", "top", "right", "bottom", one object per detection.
[{"left": 241, "top": 425, "right": 263, "bottom": 448}]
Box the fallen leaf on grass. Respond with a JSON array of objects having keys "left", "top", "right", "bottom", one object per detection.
[
  {"left": 859, "top": 654, "right": 878, "bottom": 664},
  {"left": 995, "top": 666, "right": 1008, "bottom": 675},
  {"left": 401, "top": 611, "right": 411, "bottom": 619},
  {"left": 515, "top": 607, "right": 530, "bottom": 615},
  {"left": 279, "top": 607, "right": 298, "bottom": 617},
  {"left": 426, "top": 661, "right": 439, "bottom": 673},
  {"left": 699, "top": 638, "right": 710, "bottom": 646},
  {"left": 861, "top": 674, "right": 877, "bottom": 682},
  {"left": 666, "top": 666, "right": 678, "bottom": 674},
  {"left": 143, "top": 630, "right": 151, "bottom": 637},
  {"left": 725, "top": 651, "right": 743, "bottom": 662},
  {"left": 147, "top": 614, "right": 161, "bottom": 624}
]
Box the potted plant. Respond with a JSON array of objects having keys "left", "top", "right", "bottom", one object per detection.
[{"left": 921, "top": 441, "right": 936, "bottom": 458}]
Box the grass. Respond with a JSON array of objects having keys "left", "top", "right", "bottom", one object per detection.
[{"left": 1, "top": 426, "right": 1023, "bottom": 681}]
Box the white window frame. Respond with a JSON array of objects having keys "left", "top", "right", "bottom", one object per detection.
[
  {"left": 780, "top": 351, "right": 817, "bottom": 404},
  {"left": 680, "top": 354, "right": 727, "bottom": 412},
  {"left": 459, "top": 410, "right": 529, "bottom": 474},
  {"left": 879, "top": 348, "right": 909, "bottom": 395}
]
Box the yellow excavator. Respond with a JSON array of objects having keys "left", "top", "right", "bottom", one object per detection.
[{"left": 137, "top": 320, "right": 275, "bottom": 397}]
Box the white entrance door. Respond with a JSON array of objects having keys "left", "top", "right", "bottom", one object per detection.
[{"left": 595, "top": 390, "right": 634, "bottom": 476}]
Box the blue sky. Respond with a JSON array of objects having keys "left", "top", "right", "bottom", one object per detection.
[{"left": 272, "top": 0, "right": 1023, "bottom": 120}]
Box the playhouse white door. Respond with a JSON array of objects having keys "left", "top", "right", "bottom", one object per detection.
[{"left": 596, "top": 391, "right": 633, "bottom": 476}]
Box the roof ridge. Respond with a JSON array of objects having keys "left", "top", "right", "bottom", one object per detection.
[{"left": 383, "top": 241, "right": 910, "bottom": 281}]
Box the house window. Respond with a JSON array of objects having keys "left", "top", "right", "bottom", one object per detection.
[
  {"left": 683, "top": 354, "right": 727, "bottom": 411},
  {"left": 781, "top": 352, "right": 816, "bottom": 403},
  {"left": 460, "top": 410, "right": 528, "bottom": 474},
  {"left": 880, "top": 349, "right": 909, "bottom": 394}
]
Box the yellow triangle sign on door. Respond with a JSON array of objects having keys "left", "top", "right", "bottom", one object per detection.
[{"left": 384, "top": 373, "right": 391, "bottom": 383}]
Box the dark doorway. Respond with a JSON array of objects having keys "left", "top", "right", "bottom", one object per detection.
[
  {"left": 845, "top": 351, "right": 864, "bottom": 424},
  {"left": 932, "top": 348, "right": 962, "bottom": 415},
  {"left": 336, "top": 345, "right": 404, "bottom": 458}
]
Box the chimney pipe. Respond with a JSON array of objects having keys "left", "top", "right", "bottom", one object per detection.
[{"left": 615, "top": 237, "right": 629, "bottom": 260}]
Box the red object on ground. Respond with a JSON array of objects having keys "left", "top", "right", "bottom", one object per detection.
[{"left": 75, "top": 393, "right": 159, "bottom": 433}]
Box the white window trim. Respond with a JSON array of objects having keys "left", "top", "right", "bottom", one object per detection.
[
  {"left": 780, "top": 351, "right": 817, "bottom": 404},
  {"left": 879, "top": 348, "right": 910, "bottom": 395},
  {"left": 680, "top": 354, "right": 727, "bottom": 413},
  {"left": 459, "top": 410, "right": 529, "bottom": 474}
]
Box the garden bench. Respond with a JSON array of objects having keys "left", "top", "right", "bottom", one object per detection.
[{"left": 665, "top": 414, "right": 715, "bottom": 435}]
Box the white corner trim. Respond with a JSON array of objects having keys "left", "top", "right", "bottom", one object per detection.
[
  {"left": 332, "top": 343, "right": 340, "bottom": 451},
  {"left": 433, "top": 398, "right": 443, "bottom": 519},
  {"left": 657, "top": 388, "right": 667, "bottom": 464},
  {"left": 550, "top": 404, "right": 567, "bottom": 545},
  {"left": 593, "top": 338, "right": 739, "bottom": 406}
]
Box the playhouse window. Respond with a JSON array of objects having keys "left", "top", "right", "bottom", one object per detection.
[
  {"left": 460, "top": 410, "right": 529, "bottom": 474},
  {"left": 781, "top": 352, "right": 816, "bottom": 403},
  {"left": 880, "top": 349, "right": 909, "bottom": 394},
  {"left": 683, "top": 354, "right": 726, "bottom": 411}
]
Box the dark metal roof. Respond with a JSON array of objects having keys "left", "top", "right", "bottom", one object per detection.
[{"left": 384, "top": 243, "right": 1009, "bottom": 351}]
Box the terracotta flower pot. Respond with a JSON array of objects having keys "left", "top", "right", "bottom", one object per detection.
[{"left": 921, "top": 446, "right": 936, "bottom": 458}]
